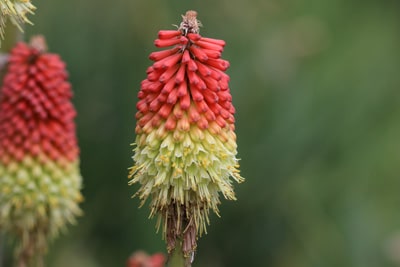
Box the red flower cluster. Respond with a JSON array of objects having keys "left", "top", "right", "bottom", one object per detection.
[
  {"left": 0, "top": 40, "right": 78, "bottom": 164},
  {"left": 0, "top": 37, "right": 83, "bottom": 265},
  {"left": 135, "top": 22, "right": 235, "bottom": 138}
]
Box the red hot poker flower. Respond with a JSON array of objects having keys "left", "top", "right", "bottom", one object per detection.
[
  {"left": 0, "top": 36, "right": 83, "bottom": 265},
  {"left": 129, "top": 11, "right": 244, "bottom": 259}
]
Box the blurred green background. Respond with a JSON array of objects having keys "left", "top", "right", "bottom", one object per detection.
[{"left": 9, "top": 0, "right": 400, "bottom": 266}]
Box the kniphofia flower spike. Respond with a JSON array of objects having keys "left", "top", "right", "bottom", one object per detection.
[
  {"left": 129, "top": 10, "right": 243, "bottom": 260},
  {"left": 0, "top": 36, "right": 83, "bottom": 265}
]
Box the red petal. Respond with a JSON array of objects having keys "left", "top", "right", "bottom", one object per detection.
[
  {"left": 199, "top": 37, "right": 226, "bottom": 47},
  {"left": 219, "top": 76, "right": 230, "bottom": 90},
  {"left": 204, "top": 109, "right": 216, "bottom": 121},
  {"left": 142, "top": 80, "right": 163, "bottom": 93},
  {"left": 158, "top": 30, "right": 182, "bottom": 39},
  {"left": 154, "top": 37, "right": 185, "bottom": 48},
  {"left": 189, "top": 46, "right": 208, "bottom": 62},
  {"left": 187, "top": 59, "right": 198, "bottom": 72},
  {"left": 218, "top": 91, "right": 231, "bottom": 102},
  {"left": 177, "top": 81, "right": 188, "bottom": 97},
  {"left": 182, "top": 50, "right": 191, "bottom": 63},
  {"left": 227, "top": 113, "right": 235, "bottom": 124},
  {"left": 174, "top": 64, "right": 186, "bottom": 84},
  {"left": 161, "top": 78, "right": 176, "bottom": 94},
  {"left": 180, "top": 94, "right": 191, "bottom": 110},
  {"left": 206, "top": 58, "right": 230, "bottom": 71},
  {"left": 203, "top": 76, "right": 220, "bottom": 91},
  {"left": 197, "top": 116, "right": 208, "bottom": 129},
  {"left": 196, "top": 61, "right": 212, "bottom": 77},
  {"left": 202, "top": 48, "right": 221, "bottom": 59},
  {"left": 149, "top": 98, "right": 162, "bottom": 112},
  {"left": 188, "top": 71, "right": 201, "bottom": 85},
  {"left": 195, "top": 100, "right": 209, "bottom": 113},
  {"left": 145, "top": 93, "right": 157, "bottom": 104},
  {"left": 153, "top": 53, "right": 182, "bottom": 70},
  {"left": 158, "top": 103, "right": 173, "bottom": 119},
  {"left": 203, "top": 90, "right": 218, "bottom": 103},
  {"left": 149, "top": 47, "right": 180, "bottom": 61},
  {"left": 147, "top": 69, "right": 162, "bottom": 82},
  {"left": 167, "top": 89, "right": 179, "bottom": 104},
  {"left": 136, "top": 99, "right": 148, "bottom": 113},
  {"left": 165, "top": 116, "right": 176, "bottom": 130},
  {"left": 187, "top": 33, "right": 202, "bottom": 42},
  {"left": 219, "top": 107, "right": 230, "bottom": 119},
  {"left": 196, "top": 40, "right": 224, "bottom": 51},
  {"left": 215, "top": 115, "right": 227, "bottom": 128},
  {"left": 189, "top": 85, "right": 203, "bottom": 102},
  {"left": 151, "top": 114, "right": 161, "bottom": 127},
  {"left": 138, "top": 113, "right": 154, "bottom": 127},
  {"left": 208, "top": 102, "right": 222, "bottom": 114},
  {"left": 159, "top": 64, "right": 179, "bottom": 83},
  {"left": 229, "top": 105, "right": 235, "bottom": 114},
  {"left": 156, "top": 93, "right": 167, "bottom": 103}
]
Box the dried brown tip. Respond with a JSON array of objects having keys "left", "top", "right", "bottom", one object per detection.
[
  {"left": 179, "top": 10, "right": 202, "bottom": 35},
  {"left": 29, "top": 35, "right": 48, "bottom": 53},
  {"left": 184, "top": 10, "right": 198, "bottom": 21}
]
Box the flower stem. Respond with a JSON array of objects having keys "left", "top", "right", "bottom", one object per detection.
[{"left": 167, "top": 239, "right": 192, "bottom": 267}]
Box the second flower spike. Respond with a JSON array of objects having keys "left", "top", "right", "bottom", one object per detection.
[
  {"left": 0, "top": 36, "right": 83, "bottom": 266},
  {"left": 129, "top": 10, "right": 244, "bottom": 260}
]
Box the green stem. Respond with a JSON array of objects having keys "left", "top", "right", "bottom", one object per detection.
[{"left": 167, "top": 240, "right": 191, "bottom": 267}]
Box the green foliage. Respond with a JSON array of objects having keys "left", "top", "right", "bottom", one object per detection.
[{"left": 22, "top": 0, "right": 400, "bottom": 266}]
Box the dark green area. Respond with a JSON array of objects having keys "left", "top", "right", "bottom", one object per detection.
[{"left": 16, "top": 0, "right": 400, "bottom": 266}]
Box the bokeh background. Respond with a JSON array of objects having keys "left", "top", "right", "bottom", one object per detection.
[{"left": 4, "top": 0, "right": 400, "bottom": 266}]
